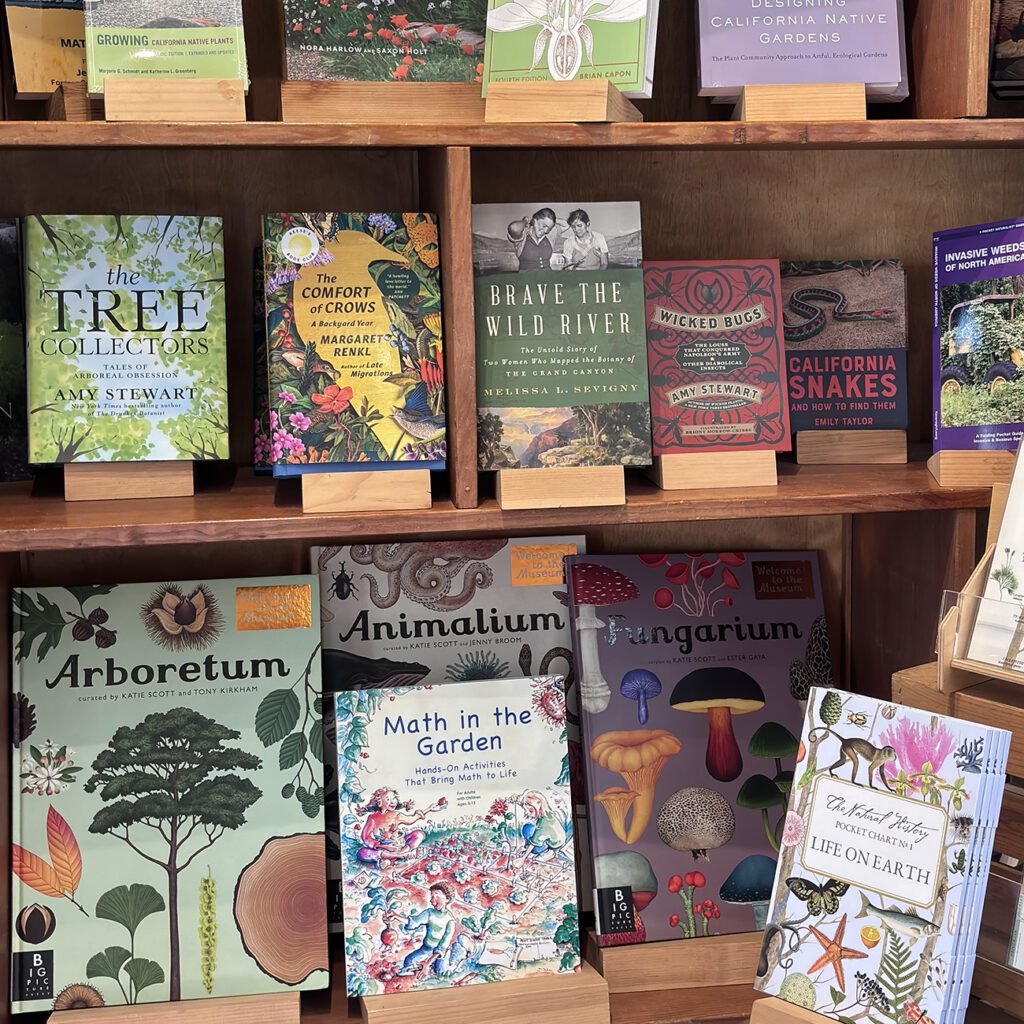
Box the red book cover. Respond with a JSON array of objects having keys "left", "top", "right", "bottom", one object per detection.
[{"left": 645, "top": 260, "right": 791, "bottom": 454}]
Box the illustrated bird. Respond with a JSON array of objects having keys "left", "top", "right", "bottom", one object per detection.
[{"left": 391, "top": 381, "right": 445, "bottom": 441}]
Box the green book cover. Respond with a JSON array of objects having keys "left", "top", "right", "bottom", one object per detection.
[
  {"left": 24, "top": 215, "right": 229, "bottom": 465},
  {"left": 0, "top": 219, "right": 31, "bottom": 482}
]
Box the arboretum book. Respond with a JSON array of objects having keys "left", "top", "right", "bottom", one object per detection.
[
  {"left": 24, "top": 215, "right": 229, "bottom": 465},
  {"left": 781, "top": 260, "right": 908, "bottom": 434},
  {"left": 473, "top": 202, "right": 651, "bottom": 471},
  {"left": 755, "top": 688, "right": 1010, "bottom": 1024},
  {"left": 645, "top": 260, "right": 791, "bottom": 455},
  {"left": 565, "top": 551, "right": 832, "bottom": 946},
  {"left": 0, "top": 219, "right": 30, "bottom": 482},
  {"left": 336, "top": 675, "right": 580, "bottom": 996},
  {"left": 263, "top": 212, "right": 445, "bottom": 477},
  {"left": 933, "top": 218, "right": 1024, "bottom": 455},
  {"left": 10, "top": 577, "right": 329, "bottom": 1012},
  {"left": 4, "top": 0, "right": 86, "bottom": 99},
  {"left": 84, "top": 0, "right": 248, "bottom": 95}
]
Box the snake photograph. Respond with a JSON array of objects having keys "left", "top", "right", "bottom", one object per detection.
[{"left": 782, "top": 287, "right": 897, "bottom": 344}]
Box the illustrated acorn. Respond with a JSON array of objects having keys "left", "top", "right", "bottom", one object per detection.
[
  {"left": 71, "top": 619, "right": 94, "bottom": 642},
  {"left": 16, "top": 904, "right": 56, "bottom": 944}
]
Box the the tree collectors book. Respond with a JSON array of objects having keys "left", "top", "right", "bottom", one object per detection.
[
  {"left": 4, "top": 0, "right": 86, "bottom": 99},
  {"left": 934, "top": 218, "right": 1024, "bottom": 455},
  {"left": 10, "top": 577, "right": 329, "bottom": 1012},
  {"left": 263, "top": 212, "right": 445, "bottom": 478},
  {"left": 645, "top": 261, "right": 791, "bottom": 455},
  {"left": 1, "top": 219, "right": 31, "bottom": 482},
  {"left": 565, "top": 551, "right": 832, "bottom": 946},
  {"left": 24, "top": 215, "right": 229, "bottom": 465},
  {"left": 473, "top": 202, "right": 651, "bottom": 471},
  {"left": 336, "top": 675, "right": 580, "bottom": 996},
  {"left": 755, "top": 688, "right": 1010, "bottom": 1024}
]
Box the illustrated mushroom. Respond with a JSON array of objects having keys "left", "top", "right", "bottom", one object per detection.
[
  {"left": 669, "top": 668, "right": 765, "bottom": 782},
  {"left": 748, "top": 722, "right": 799, "bottom": 777},
  {"left": 591, "top": 729, "right": 681, "bottom": 844},
  {"left": 594, "top": 787, "right": 638, "bottom": 843},
  {"left": 569, "top": 563, "right": 640, "bottom": 714},
  {"left": 594, "top": 850, "right": 658, "bottom": 946},
  {"left": 736, "top": 774, "right": 787, "bottom": 850},
  {"left": 655, "top": 786, "right": 735, "bottom": 860},
  {"left": 620, "top": 669, "right": 662, "bottom": 724},
  {"left": 719, "top": 854, "right": 777, "bottom": 929}
]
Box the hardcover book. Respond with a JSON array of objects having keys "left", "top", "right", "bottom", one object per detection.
[
  {"left": 755, "top": 688, "right": 1010, "bottom": 1024},
  {"left": 10, "top": 577, "right": 329, "bottom": 1012},
  {"left": 4, "top": 0, "right": 86, "bottom": 98},
  {"left": 991, "top": 0, "right": 1024, "bottom": 97},
  {"left": 781, "top": 260, "right": 908, "bottom": 434},
  {"left": 84, "top": 0, "right": 248, "bottom": 95},
  {"left": 473, "top": 202, "right": 651, "bottom": 470},
  {"left": 24, "top": 215, "right": 229, "bottom": 465},
  {"left": 283, "top": 0, "right": 485, "bottom": 84},
  {"left": 336, "top": 675, "right": 580, "bottom": 996},
  {"left": 933, "top": 218, "right": 1024, "bottom": 454},
  {"left": 0, "top": 220, "right": 31, "bottom": 482},
  {"left": 263, "top": 212, "right": 445, "bottom": 477},
  {"left": 566, "top": 551, "right": 832, "bottom": 946},
  {"left": 645, "top": 260, "right": 791, "bottom": 454}
]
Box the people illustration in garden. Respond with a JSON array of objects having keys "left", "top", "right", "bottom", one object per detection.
[{"left": 355, "top": 787, "right": 446, "bottom": 865}]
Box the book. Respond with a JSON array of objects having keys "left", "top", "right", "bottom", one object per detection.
[
  {"left": 336, "top": 675, "right": 580, "bottom": 996},
  {"left": 10, "top": 577, "right": 329, "bottom": 1011},
  {"left": 645, "top": 260, "right": 791, "bottom": 455},
  {"left": 262, "top": 212, "right": 446, "bottom": 477},
  {"left": 992, "top": 0, "right": 1024, "bottom": 97},
  {"left": 0, "top": 220, "right": 31, "bottom": 482},
  {"left": 473, "top": 202, "right": 651, "bottom": 470},
  {"left": 24, "top": 215, "right": 229, "bottom": 465},
  {"left": 84, "top": 0, "right": 248, "bottom": 96},
  {"left": 4, "top": 0, "right": 86, "bottom": 99},
  {"left": 755, "top": 688, "right": 1010, "bottom": 1024},
  {"left": 283, "top": 0, "right": 486, "bottom": 84},
  {"left": 933, "top": 218, "right": 1024, "bottom": 455},
  {"left": 565, "top": 551, "right": 832, "bottom": 945},
  {"left": 781, "top": 260, "right": 909, "bottom": 434}
]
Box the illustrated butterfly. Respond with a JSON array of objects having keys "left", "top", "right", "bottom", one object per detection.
[{"left": 785, "top": 876, "right": 850, "bottom": 915}]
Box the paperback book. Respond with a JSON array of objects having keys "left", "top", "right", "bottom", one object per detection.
[
  {"left": 336, "top": 675, "right": 580, "bottom": 996},
  {"left": 991, "top": 1, "right": 1024, "bottom": 97},
  {"left": 473, "top": 202, "right": 651, "bottom": 470},
  {"left": 566, "top": 551, "right": 832, "bottom": 946},
  {"left": 0, "top": 220, "right": 30, "bottom": 482},
  {"left": 4, "top": 0, "right": 86, "bottom": 98},
  {"left": 10, "top": 577, "right": 329, "bottom": 1012},
  {"left": 781, "top": 260, "right": 908, "bottom": 434},
  {"left": 645, "top": 260, "right": 791, "bottom": 454},
  {"left": 24, "top": 215, "right": 229, "bottom": 465}
]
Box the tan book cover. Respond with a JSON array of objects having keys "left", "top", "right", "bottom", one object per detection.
[{"left": 5, "top": 1, "right": 86, "bottom": 99}]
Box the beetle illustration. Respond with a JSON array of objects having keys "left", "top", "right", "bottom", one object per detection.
[
  {"left": 846, "top": 711, "right": 868, "bottom": 727},
  {"left": 330, "top": 563, "right": 359, "bottom": 601}
]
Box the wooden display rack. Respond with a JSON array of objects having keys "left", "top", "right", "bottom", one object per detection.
[
  {"left": 46, "top": 79, "right": 246, "bottom": 122},
  {"left": 733, "top": 83, "right": 866, "bottom": 122},
  {"left": 927, "top": 449, "right": 1015, "bottom": 488},
  {"left": 281, "top": 82, "right": 485, "bottom": 125},
  {"left": 495, "top": 465, "right": 625, "bottom": 510},
  {"left": 750, "top": 997, "right": 818, "bottom": 1024},
  {"left": 484, "top": 81, "right": 642, "bottom": 124},
  {"left": 64, "top": 463, "right": 195, "bottom": 502},
  {"left": 649, "top": 451, "right": 778, "bottom": 491},
  {"left": 300, "top": 469, "right": 432, "bottom": 514},
  {"left": 46, "top": 991, "right": 300, "bottom": 1023},
  {"left": 795, "top": 430, "right": 907, "bottom": 466}
]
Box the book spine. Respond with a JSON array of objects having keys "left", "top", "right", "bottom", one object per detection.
[
  {"left": 22, "top": 222, "right": 39, "bottom": 467},
  {"left": 932, "top": 232, "right": 941, "bottom": 449},
  {"left": 10, "top": 588, "right": 24, "bottom": 1010}
]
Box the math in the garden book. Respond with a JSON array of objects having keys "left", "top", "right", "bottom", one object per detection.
[{"left": 4, "top": 0, "right": 86, "bottom": 99}]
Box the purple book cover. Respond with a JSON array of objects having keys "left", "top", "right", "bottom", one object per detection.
[
  {"left": 933, "top": 218, "right": 1024, "bottom": 453},
  {"left": 566, "top": 551, "right": 833, "bottom": 946}
]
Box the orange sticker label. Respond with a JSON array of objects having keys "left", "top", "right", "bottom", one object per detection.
[
  {"left": 236, "top": 584, "right": 313, "bottom": 630},
  {"left": 509, "top": 544, "right": 578, "bottom": 587}
]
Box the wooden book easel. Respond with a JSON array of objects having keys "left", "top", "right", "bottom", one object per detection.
[
  {"left": 750, "top": 996, "right": 819, "bottom": 1024},
  {"left": 300, "top": 468, "right": 432, "bottom": 514},
  {"left": 46, "top": 79, "right": 246, "bottom": 122},
  {"left": 281, "top": 82, "right": 485, "bottom": 124},
  {"left": 46, "top": 991, "right": 300, "bottom": 1023},
  {"left": 927, "top": 448, "right": 1015, "bottom": 488},
  {"left": 484, "top": 80, "right": 641, "bottom": 123},
  {"left": 495, "top": 465, "right": 626, "bottom": 510},
  {"left": 795, "top": 429, "right": 907, "bottom": 466},
  {"left": 63, "top": 462, "right": 195, "bottom": 502},
  {"left": 733, "top": 83, "right": 867, "bottom": 122},
  {"left": 649, "top": 451, "right": 778, "bottom": 491}
]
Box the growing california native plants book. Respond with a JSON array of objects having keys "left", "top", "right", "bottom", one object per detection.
[
  {"left": 0, "top": 219, "right": 31, "bottom": 482},
  {"left": 473, "top": 202, "right": 651, "bottom": 470},
  {"left": 4, "top": 0, "right": 86, "bottom": 98},
  {"left": 10, "top": 577, "right": 329, "bottom": 1012},
  {"left": 24, "top": 215, "right": 229, "bottom": 465},
  {"left": 565, "top": 551, "right": 832, "bottom": 945}
]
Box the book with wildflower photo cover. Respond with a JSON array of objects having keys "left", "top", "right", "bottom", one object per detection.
[{"left": 261, "top": 212, "right": 446, "bottom": 477}]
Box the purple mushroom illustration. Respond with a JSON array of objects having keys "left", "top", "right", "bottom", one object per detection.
[{"left": 620, "top": 670, "right": 662, "bottom": 724}]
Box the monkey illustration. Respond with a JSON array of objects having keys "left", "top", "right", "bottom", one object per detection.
[{"left": 826, "top": 737, "right": 897, "bottom": 790}]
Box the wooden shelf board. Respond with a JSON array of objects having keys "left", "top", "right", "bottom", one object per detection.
[{"left": 610, "top": 985, "right": 761, "bottom": 1024}]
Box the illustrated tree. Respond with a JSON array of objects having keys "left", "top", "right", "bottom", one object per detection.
[{"left": 85, "top": 709, "right": 262, "bottom": 1001}]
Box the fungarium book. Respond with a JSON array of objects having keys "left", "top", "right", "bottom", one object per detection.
[{"left": 10, "top": 577, "right": 328, "bottom": 1011}]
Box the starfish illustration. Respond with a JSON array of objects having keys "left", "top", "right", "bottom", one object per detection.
[{"left": 807, "top": 913, "right": 868, "bottom": 990}]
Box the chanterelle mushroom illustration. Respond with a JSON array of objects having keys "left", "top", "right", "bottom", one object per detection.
[
  {"left": 620, "top": 669, "right": 662, "bottom": 724},
  {"left": 670, "top": 667, "right": 765, "bottom": 782},
  {"left": 656, "top": 786, "right": 735, "bottom": 860},
  {"left": 594, "top": 850, "right": 658, "bottom": 946},
  {"left": 594, "top": 787, "right": 638, "bottom": 843},
  {"left": 720, "top": 854, "right": 777, "bottom": 929},
  {"left": 570, "top": 563, "right": 640, "bottom": 714},
  {"left": 591, "top": 729, "right": 681, "bottom": 844}
]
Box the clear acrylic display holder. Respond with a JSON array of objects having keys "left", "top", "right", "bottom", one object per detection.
[{"left": 973, "top": 866, "right": 1024, "bottom": 1015}]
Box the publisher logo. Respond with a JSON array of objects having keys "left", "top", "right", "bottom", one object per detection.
[
  {"left": 280, "top": 227, "right": 321, "bottom": 266},
  {"left": 596, "top": 885, "right": 635, "bottom": 935},
  {"left": 752, "top": 560, "right": 815, "bottom": 600},
  {"left": 13, "top": 950, "right": 53, "bottom": 1002}
]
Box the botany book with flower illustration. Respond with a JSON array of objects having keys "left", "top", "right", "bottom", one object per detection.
[
  {"left": 10, "top": 577, "right": 328, "bottom": 1012},
  {"left": 564, "top": 551, "right": 830, "bottom": 946},
  {"left": 755, "top": 688, "right": 1009, "bottom": 1024},
  {"left": 261, "top": 212, "right": 445, "bottom": 477}
]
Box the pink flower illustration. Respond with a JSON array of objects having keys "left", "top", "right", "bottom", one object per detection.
[
  {"left": 879, "top": 718, "right": 957, "bottom": 788},
  {"left": 288, "top": 412, "right": 311, "bottom": 431},
  {"left": 781, "top": 811, "right": 805, "bottom": 848},
  {"left": 278, "top": 390, "right": 298, "bottom": 404}
]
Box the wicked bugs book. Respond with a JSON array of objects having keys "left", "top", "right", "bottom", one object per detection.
[
  {"left": 781, "top": 260, "right": 909, "bottom": 434},
  {"left": 645, "top": 261, "right": 791, "bottom": 455},
  {"left": 263, "top": 212, "right": 445, "bottom": 477},
  {"left": 755, "top": 688, "right": 1009, "bottom": 1024},
  {"left": 4, "top": 0, "right": 85, "bottom": 99},
  {"left": 473, "top": 202, "right": 651, "bottom": 471},
  {"left": 0, "top": 219, "right": 31, "bottom": 482},
  {"left": 10, "top": 577, "right": 328, "bottom": 1012},
  {"left": 23, "top": 215, "right": 228, "bottom": 465},
  {"left": 564, "top": 552, "right": 832, "bottom": 946},
  {"left": 336, "top": 675, "right": 580, "bottom": 996}
]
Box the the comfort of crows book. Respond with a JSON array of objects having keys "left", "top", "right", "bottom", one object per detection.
[
  {"left": 263, "top": 212, "right": 445, "bottom": 477},
  {"left": 10, "top": 577, "right": 329, "bottom": 1012},
  {"left": 566, "top": 551, "right": 831, "bottom": 946},
  {"left": 336, "top": 676, "right": 580, "bottom": 996},
  {"left": 0, "top": 219, "right": 30, "bottom": 482},
  {"left": 24, "top": 215, "right": 229, "bottom": 465},
  {"left": 473, "top": 202, "right": 651, "bottom": 470},
  {"left": 645, "top": 260, "right": 791, "bottom": 454},
  {"left": 781, "top": 260, "right": 908, "bottom": 434},
  {"left": 4, "top": 0, "right": 86, "bottom": 99}
]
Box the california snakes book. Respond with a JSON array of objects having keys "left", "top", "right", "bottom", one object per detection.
[
  {"left": 336, "top": 675, "right": 580, "bottom": 996},
  {"left": 565, "top": 551, "right": 832, "bottom": 946},
  {"left": 0, "top": 219, "right": 31, "bottom": 482},
  {"left": 755, "top": 688, "right": 1009, "bottom": 1024},
  {"left": 10, "top": 577, "right": 328, "bottom": 1012}
]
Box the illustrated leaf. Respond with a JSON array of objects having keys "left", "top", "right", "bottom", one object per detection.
[
  {"left": 46, "top": 805, "right": 82, "bottom": 895},
  {"left": 279, "top": 732, "right": 307, "bottom": 770},
  {"left": 13, "top": 590, "right": 68, "bottom": 663},
  {"left": 797, "top": 756, "right": 817, "bottom": 790},
  {"left": 12, "top": 844, "right": 64, "bottom": 897},
  {"left": 124, "top": 957, "right": 165, "bottom": 995},
  {"left": 64, "top": 585, "right": 117, "bottom": 605},
  {"left": 309, "top": 722, "right": 324, "bottom": 761},
  {"left": 530, "top": 25, "right": 552, "bottom": 70},
  {"left": 255, "top": 689, "right": 301, "bottom": 747},
  {"left": 87, "top": 946, "right": 131, "bottom": 981},
  {"left": 96, "top": 883, "right": 166, "bottom": 937},
  {"left": 830, "top": 986, "right": 844, "bottom": 1005}
]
